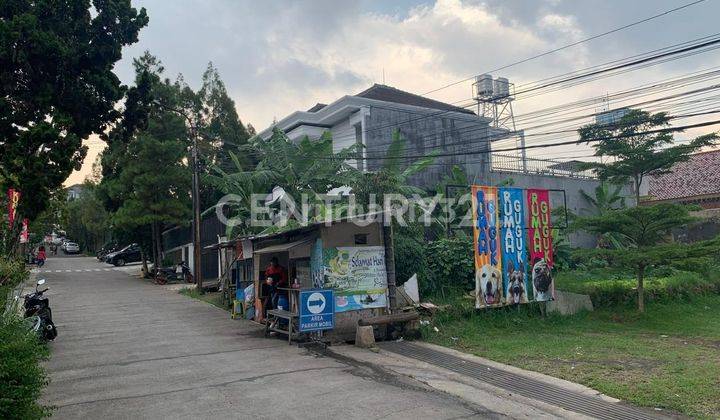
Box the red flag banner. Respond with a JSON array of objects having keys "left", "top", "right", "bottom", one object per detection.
[
  {"left": 526, "top": 189, "right": 554, "bottom": 301},
  {"left": 7, "top": 188, "right": 20, "bottom": 229}
]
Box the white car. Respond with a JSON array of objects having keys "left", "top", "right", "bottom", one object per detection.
[{"left": 64, "top": 242, "right": 80, "bottom": 254}]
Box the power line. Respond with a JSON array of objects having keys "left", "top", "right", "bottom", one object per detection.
[
  {"left": 318, "top": 33, "right": 720, "bottom": 149},
  {"left": 335, "top": 117, "right": 720, "bottom": 161},
  {"left": 421, "top": 0, "right": 707, "bottom": 96}
]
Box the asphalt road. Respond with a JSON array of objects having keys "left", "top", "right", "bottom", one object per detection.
[{"left": 37, "top": 255, "right": 504, "bottom": 419}]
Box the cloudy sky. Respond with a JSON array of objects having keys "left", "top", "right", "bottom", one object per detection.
[{"left": 66, "top": 0, "right": 720, "bottom": 185}]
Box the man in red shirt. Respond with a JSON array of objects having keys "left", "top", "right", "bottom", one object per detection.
[{"left": 265, "top": 257, "right": 288, "bottom": 309}]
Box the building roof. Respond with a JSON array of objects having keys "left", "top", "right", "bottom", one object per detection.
[
  {"left": 307, "top": 103, "right": 327, "bottom": 112},
  {"left": 355, "top": 84, "right": 475, "bottom": 115},
  {"left": 648, "top": 149, "right": 720, "bottom": 201}
]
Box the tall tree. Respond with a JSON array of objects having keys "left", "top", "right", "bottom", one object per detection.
[
  {"left": 576, "top": 203, "right": 720, "bottom": 312},
  {"left": 578, "top": 110, "right": 718, "bottom": 204},
  {"left": 98, "top": 53, "right": 191, "bottom": 269},
  {"left": 0, "top": 0, "right": 148, "bottom": 225}
]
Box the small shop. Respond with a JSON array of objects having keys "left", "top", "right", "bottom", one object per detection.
[{"left": 212, "top": 214, "right": 396, "bottom": 341}]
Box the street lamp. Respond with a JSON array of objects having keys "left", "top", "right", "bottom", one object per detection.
[{"left": 152, "top": 101, "right": 203, "bottom": 293}]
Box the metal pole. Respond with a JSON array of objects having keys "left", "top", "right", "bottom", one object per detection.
[
  {"left": 191, "top": 125, "right": 203, "bottom": 293},
  {"left": 519, "top": 130, "right": 528, "bottom": 173}
]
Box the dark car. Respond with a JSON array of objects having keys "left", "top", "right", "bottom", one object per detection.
[{"left": 106, "top": 243, "right": 141, "bottom": 266}]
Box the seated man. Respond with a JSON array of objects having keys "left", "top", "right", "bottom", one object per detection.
[{"left": 265, "top": 257, "right": 288, "bottom": 309}]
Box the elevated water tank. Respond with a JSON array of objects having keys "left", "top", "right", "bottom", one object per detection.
[
  {"left": 475, "top": 74, "right": 494, "bottom": 98},
  {"left": 493, "top": 77, "right": 510, "bottom": 98}
]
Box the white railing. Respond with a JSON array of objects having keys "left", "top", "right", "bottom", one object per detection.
[{"left": 491, "top": 153, "right": 598, "bottom": 179}]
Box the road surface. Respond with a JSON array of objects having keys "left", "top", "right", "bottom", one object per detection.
[{"left": 37, "top": 255, "right": 506, "bottom": 419}]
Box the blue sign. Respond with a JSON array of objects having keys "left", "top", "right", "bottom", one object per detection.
[{"left": 299, "top": 289, "right": 335, "bottom": 332}]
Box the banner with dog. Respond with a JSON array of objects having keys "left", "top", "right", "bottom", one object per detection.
[
  {"left": 471, "top": 185, "right": 503, "bottom": 308},
  {"left": 526, "top": 188, "right": 555, "bottom": 302},
  {"left": 499, "top": 187, "right": 529, "bottom": 305}
]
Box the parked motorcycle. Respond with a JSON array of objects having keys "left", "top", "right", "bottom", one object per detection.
[
  {"left": 154, "top": 261, "right": 193, "bottom": 285},
  {"left": 23, "top": 278, "right": 57, "bottom": 341}
]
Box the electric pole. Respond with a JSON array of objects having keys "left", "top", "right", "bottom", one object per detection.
[
  {"left": 189, "top": 123, "right": 203, "bottom": 293},
  {"left": 154, "top": 101, "right": 203, "bottom": 293}
]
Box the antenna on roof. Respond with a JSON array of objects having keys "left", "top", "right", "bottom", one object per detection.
[{"left": 382, "top": 67, "right": 385, "bottom": 84}]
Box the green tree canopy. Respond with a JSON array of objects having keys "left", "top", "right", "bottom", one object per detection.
[
  {"left": 578, "top": 109, "right": 718, "bottom": 204},
  {"left": 575, "top": 203, "right": 720, "bottom": 312},
  {"left": 0, "top": 0, "right": 148, "bottom": 221}
]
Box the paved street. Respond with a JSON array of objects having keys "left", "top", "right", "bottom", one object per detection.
[{"left": 39, "top": 255, "right": 504, "bottom": 419}]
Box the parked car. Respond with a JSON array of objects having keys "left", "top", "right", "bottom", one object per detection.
[
  {"left": 106, "top": 243, "right": 141, "bottom": 266},
  {"left": 63, "top": 242, "right": 80, "bottom": 254}
]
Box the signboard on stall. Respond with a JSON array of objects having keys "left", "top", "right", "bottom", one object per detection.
[
  {"left": 471, "top": 185, "right": 556, "bottom": 307},
  {"left": 322, "top": 246, "right": 388, "bottom": 313},
  {"left": 299, "top": 289, "right": 335, "bottom": 332}
]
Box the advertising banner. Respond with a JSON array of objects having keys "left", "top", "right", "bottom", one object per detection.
[
  {"left": 526, "top": 189, "right": 554, "bottom": 301},
  {"left": 321, "top": 246, "right": 388, "bottom": 312},
  {"left": 471, "top": 186, "right": 503, "bottom": 308},
  {"left": 7, "top": 188, "right": 20, "bottom": 229},
  {"left": 499, "top": 187, "right": 529, "bottom": 304}
]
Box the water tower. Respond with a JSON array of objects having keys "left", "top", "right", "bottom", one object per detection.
[
  {"left": 472, "top": 75, "right": 526, "bottom": 171},
  {"left": 472, "top": 75, "right": 516, "bottom": 131}
]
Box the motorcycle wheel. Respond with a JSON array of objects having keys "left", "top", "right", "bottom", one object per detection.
[
  {"left": 155, "top": 274, "right": 167, "bottom": 285},
  {"left": 114, "top": 258, "right": 126, "bottom": 267}
]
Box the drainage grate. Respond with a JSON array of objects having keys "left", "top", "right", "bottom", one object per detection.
[{"left": 379, "top": 341, "right": 663, "bottom": 420}]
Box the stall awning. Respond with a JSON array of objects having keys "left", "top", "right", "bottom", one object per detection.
[{"left": 253, "top": 238, "right": 314, "bottom": 254}]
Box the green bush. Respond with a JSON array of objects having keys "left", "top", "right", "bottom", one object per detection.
[
  {"left": 394, "top": 233, "right": 427, "bottom": 287},
  {"left": 0, "top": 318, "right": 51, "bottom": 419},
  {"left": 556, "top": 269, "right": 720, "bottom": 308},
  {"left": 423, "top": 236, "right": 474, "bottom": 296},
  {"left": 0, "top": 257, "right": 51, "bottom": 419}
]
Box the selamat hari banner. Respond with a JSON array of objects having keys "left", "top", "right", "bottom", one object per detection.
[
  {"left": 321, "top": 246, "right": 388, "bottom": 312},
  {"left": 471, "top": 186, "right": 503, "bottom": 309},
  {"left": 499, "top": 187, "right": 529, "bottom": 305}
]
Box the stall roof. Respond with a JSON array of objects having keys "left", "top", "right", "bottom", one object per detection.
[
  {"left": 205, "top": 211, "right": 387, "bottom": 250},
  {"left": 254, "top": 238, "right": 314, "bottom": 254}
]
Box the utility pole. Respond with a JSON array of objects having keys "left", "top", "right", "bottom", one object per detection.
[
  {"left": 189, "top": 123, "right": 203, "bottom": 293},
  {"left": 154, "top": 100, "right": 203, "bottom": 293}
]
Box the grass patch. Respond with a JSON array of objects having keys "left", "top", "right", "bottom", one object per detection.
[
  {"left": 421, "top": 293, "right": 720, "bottom": 418},
  {"left": 555, "top": 268, "right": 720, "bottom": 308},
  {"left": 178, "top": 287, "right": 229, "bottom": 311}
]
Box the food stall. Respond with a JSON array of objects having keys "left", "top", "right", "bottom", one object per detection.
[{"left": 214, "top": 214, "right": 395, "bottom": 341}]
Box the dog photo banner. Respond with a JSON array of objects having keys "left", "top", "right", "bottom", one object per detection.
[
  {"left": 499, "top": 187, "right": 529, "bottom": 305},
  {"left": 471, "top": 186, "right": 503, "bottom": 308},
  {"left": 526, "top": 188, "right": 555, "bottom": 301}
]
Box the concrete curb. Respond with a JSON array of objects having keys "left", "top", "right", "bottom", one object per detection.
[{"left": 329, "top": 341, "right": 632, "bottom": 419}]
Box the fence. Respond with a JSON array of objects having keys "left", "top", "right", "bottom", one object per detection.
[{"left": 491, "top": 153, "right": 598, "bottom": 179}]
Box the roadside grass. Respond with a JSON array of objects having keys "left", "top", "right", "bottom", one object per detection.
[
  {"left": 421, "top": 293, "right": 720, "bottom": 418},
  {"left": 178, "top": 287, "right": 229, "bottom": 311}
]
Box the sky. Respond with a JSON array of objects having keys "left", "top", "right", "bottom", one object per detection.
[{"left": 65, "top": 0, "right": 720, "bottom": 185}]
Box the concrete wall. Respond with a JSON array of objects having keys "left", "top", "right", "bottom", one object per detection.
[{"left": 363, "top": 106, "right": 493, "bottom": 188}]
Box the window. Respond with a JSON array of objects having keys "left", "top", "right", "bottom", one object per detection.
[{"left": 354, "top": 233, "right": 368, "bottom": 245}]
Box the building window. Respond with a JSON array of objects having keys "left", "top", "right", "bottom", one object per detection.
[{"left": 354, "top": 234, "right": 368, "bottom": 245}]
